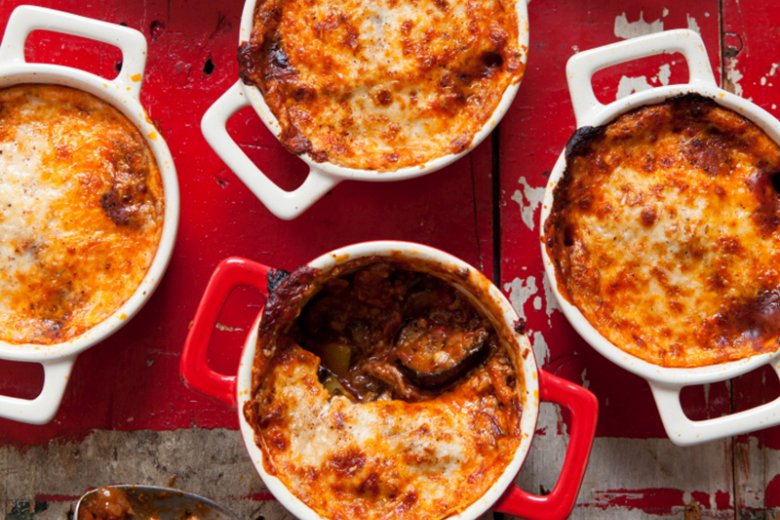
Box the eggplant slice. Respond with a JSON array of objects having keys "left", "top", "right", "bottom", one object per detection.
[
  {"left": 395, "top": 318, "right": 490, "bottom": 389},
  {"left": 295, "top": 262, "right": 498, "bottom": 400}
]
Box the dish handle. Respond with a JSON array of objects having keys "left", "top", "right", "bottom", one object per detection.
[
  {"left": 566, "top": 29, "right": 716, "bottom": 126},
  {"left": 0, "top": 357, "right": 75, "bottom": 425},
  {"left": 180, "top": 257, "right": 272, "bottom": 407},
  {"left": 201, "top": 82, "right": 339, "bottom": 220},
  {"left": 649, "top": 364, "right": 780, "bottom": 446},
  {"left": 0, "top": 5, "right": 148, "bottom": 99},
  {"left": 493, "top": 370, "right": 598, "bottom": 520}
]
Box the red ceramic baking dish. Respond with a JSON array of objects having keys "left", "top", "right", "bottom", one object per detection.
[{"left": 181, "top": 241, "right": 597, "bottom": 519}]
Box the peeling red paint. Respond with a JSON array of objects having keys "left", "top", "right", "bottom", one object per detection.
[
  {"left": 592, "top": 488, "right": 684, "bottom": 514},
  {"left": 715, "top": 490, "right": 731, "bottom": 510},
  {"left": 588, "top": 488, "right": 732, "bottom": 514},
  {"left": 690, "top": 491, "right": 710, "bottom": 508},
  {"left": 248, "top": 493, "right": 275, "bottom": 501},
  {"left": 765, "top": 474, "right": 780, "bottom": 507}
]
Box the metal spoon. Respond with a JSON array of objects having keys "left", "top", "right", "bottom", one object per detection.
[{"left": 74, "top": 485, "right": 239, "bottom": 520}]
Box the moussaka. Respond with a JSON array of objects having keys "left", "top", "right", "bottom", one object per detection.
[
  {"left": 545, "top": 94, "right": 780, "bottom": 368},
  {"left": 238, "top": 0, "right": 526, "bottom": 171},
  {"left": 244, "top": 258, "right": 522, "bottom": 519},
  {"left": 0, "top": 85, "right": 164, "bottom": 345}
]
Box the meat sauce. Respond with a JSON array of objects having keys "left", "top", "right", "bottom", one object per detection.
[
  {"left": 297, "top": 263, "right": 496, "bottom": 402},
  {"left": 77, "top": 487, "right": 205, "bottom": 520},
  {"left": 78, "top": 487, "right": 133, "bottom": 520},
  {"left": 244, "top": 259, "right": 523, "bottom": 519}
]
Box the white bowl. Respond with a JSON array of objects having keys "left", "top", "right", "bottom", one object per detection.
[
  {"left": 540, "top": 29, "right": 780, "bottom": 446},
  {"left": 200, "top": 0, "right": 529, "bottom": 220},
  {"left": 0, "top": 5, "right": 180, "bottom": 424}
]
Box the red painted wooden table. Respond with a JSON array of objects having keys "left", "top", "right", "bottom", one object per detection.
[{"left": 0, "top": 1, "right": 777, "bottom": 518}]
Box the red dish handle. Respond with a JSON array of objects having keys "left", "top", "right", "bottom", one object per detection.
[
  {"left": 494, "top": 370, "right": 598, "bottom": 520},
  {"left": 180, "top": 257, "right": 272, "bottom": 407}
]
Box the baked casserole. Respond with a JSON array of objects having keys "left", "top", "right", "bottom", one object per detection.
[
  {"left": 544, "top": 94, "right": 780, "bottom": 368},
  {"left": 244, "top": 258, "right": 522, "bottom": 519},
  {"left": 238, "top": 0, "right": 526, "bottom": 171},
  {"left": 0, "top": 85, "right": 164, "bottom": 345}
]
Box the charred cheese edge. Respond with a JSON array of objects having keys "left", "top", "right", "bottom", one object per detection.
[
  {"left": 244, "top": 261, "right": 523, "bottom": 519},
  {"left": 545, "top": 94, "right": 780, "bottom": 368},
  {"left": 0, "top": 85, "right": 164, "bottom": 345},
  {"left": 239, "top": 0, "right": 526, "bottom": 171}
]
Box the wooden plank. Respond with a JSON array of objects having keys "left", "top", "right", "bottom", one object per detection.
[
  {"left": 498, "top": 1, "right": 733, "bottom": 517},
  {"left": 0, "top": 429, "right": 288, "bottom": 518},
  {"left": 720, "top": 1, "right": 780, "bottom": 517}
]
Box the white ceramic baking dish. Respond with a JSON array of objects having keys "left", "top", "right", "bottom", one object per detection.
[
  {"left": 0, "top": 5, "right": 179, "bottom": 425},
  {"left": 540, "top": 29, "right": 780, "bottom": 446},
  {"left": 181, "top": 241, "right": 598, "bottom": 519},
  {"left": 200, "top": 0, "right": 529, "bottom": 220}
]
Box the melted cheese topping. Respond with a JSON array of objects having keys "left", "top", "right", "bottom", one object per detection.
[
  {"left": 0, "top": 85, "right": 164, "bottom": 345},
  {"left": 245, "top": 344, "right": 521, "bottom": 519},
  {"left": 545, "top": 95, "right": 780, "bottom": 367},
  {"left": 239, "top": 0, "right": 526, "bottom": 171}
]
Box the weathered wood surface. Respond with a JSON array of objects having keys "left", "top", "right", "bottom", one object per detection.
[{"left": 0, "top": 0, "right": 777, "bottom": 518}]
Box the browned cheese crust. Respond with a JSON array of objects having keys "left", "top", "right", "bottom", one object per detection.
[
  {"left": 545, "top": 94, "right": 780, "bottom": 367},
  {"left": 0, "top": 85, "right": 164, "bottom": 345},
  {"left": 244, "top": 258, "right": 524, "bottom": 519},
  {"left": 239, "top": 0, "right": 526, "bottom": 171}
]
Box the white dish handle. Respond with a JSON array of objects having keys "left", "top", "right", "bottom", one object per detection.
[
  {"left": 649, "top": 362, "right": 780, "bottom": 446},
  {"left": 0, "top": 357, "right": 75, "bottom": 425},
  {"left": 566, "top": 29, "right": 716, "bottom": 126},
  {"left": 0, "top": 5, "right": 148, "bottom": 99},
  {"left": 201, "top": 82, "right": 339, "bottom": 220}
]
